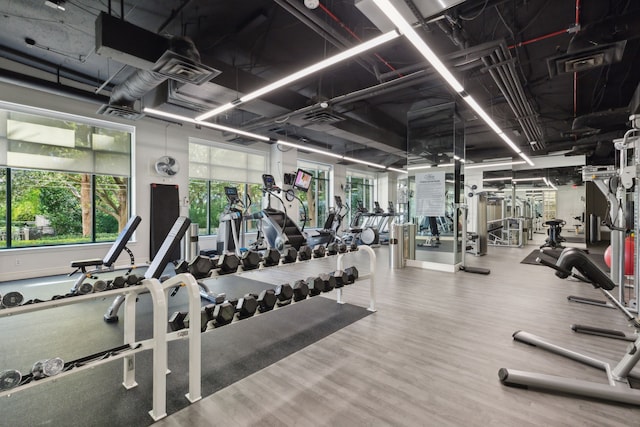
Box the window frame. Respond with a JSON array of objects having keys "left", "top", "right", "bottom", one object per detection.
[
  {"left": 188, "top": 138, "right": 269, "bottom": 236},
  {"left": 0, "top": 101, "right": 134, "bottom": 249}
]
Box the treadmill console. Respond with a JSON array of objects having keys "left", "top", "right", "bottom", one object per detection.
[
  {"left": 224, "top": 186, "right": 240, "bottom": 204},
  {"left": 262, "top": 174, "right": 278, "bottom": 191}
]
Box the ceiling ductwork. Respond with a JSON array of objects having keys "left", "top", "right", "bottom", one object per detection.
[
  {"left": 94, "top": 13, "right": 221, "bottom": 120},
  {"left": 547, "top": 11, "right": 640, "bottom": 77},
  {"left": 481, "top": 43, "right": 545, "bottom": 151}
]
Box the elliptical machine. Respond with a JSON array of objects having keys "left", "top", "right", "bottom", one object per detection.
[
  {"left": 215, "top": 186, "right": 245, "bottom": 254},
  {"left": 342, "top": 199, "right": 378, "bottom": 246}
]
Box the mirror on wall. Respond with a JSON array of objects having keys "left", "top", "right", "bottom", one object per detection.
[
  {"left": 480, "top": 165, "right": 585, "bottom": 247},
  {"left": 406, "top": 102, "right": 464, "bottom": 266}
]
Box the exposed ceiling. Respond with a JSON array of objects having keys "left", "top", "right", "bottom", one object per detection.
[{"left": 0, "top": 0, "right": 639, "bottom": 184}]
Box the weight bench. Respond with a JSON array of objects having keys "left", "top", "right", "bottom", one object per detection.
[
  {"left": 103, "top": 216, "right": 191, "bottom": 323},
  {"left": 69, "top": 216, "right": 142, "bottom": 293},
  {"left": 499, "top": 247, "right": 640, "bottom": 405}
]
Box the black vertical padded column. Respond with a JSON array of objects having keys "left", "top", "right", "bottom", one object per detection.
[{"left": 150, "top": 183, "right": 180, "bottom": 261}]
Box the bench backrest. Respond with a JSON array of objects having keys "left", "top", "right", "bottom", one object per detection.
[
  {"left": 145, "top": 216, "right": 191, "bottom": 279},
  {"left": 103, "top": 216, "right": 142, "bottom": 267}
]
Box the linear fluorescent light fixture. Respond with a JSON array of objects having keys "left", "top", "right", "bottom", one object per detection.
[
  {"left": 512, "top": 177, "right": 545, "bottom": 182},
  {"left": 518, "top": 152, "right": 535, "bottom": 166},
  {"left": 543, "top": 177, "right": 558, "bottom": 190},
  {"left": 372, "top": 0, "right": 534, "bottom": 166},
  {"left": 45, "top": 0, "right": 65, "bottom": 10},
  {"left": 276, "top": 140, "right": 343, "bottom": 159},
  {"left": 144, "top": 108, "right": 270, "bottom": 142},
  {"left": 483, "top": 177, "right": 512, "bottom": 182},
  {"left": 343, "top": 156, "right": 387, "bottom": 169},
  {"left": 144, "top": 107, "right": 401, "bottom": 173},
  {"left": 195, "top": 30, "right": 400, "bottom": 121},
  {"left": 464, "top": 161, "right": 526, "bottom": 170},
  {"left": 407, "top": 165, "right": 435, "bottom": 171},
  {"left": 462, "top": 95, "right": 502, "bottom": 134},
  {"left": 372, "top": 0, "right": 463, "bottom": 93},
  {"left": 387, "top": 167, "right": 408, "bottom": 174}
]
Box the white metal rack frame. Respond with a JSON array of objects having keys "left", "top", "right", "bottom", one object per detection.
[
  {"left": 0, "top": 272, "right": 202, "bottom": 422},
  {"left": 198, "top": 245, "right": 378, "bottom": 314}
]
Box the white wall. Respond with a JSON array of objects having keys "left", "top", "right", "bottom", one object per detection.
[
  {"left": 0, "top": 81, "right": 259, "bottom": 280},
  {"left": 556, "top": 184, "right": 585, "bottom": 226},
  {"left": 0, "top": 81, "right": 400, "bottom": 280}
]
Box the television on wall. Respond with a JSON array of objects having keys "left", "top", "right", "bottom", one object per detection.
[{"left": 293, "top": 168, "right": 313, "bottom": 192}]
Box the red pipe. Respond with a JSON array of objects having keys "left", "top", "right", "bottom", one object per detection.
[
  {"left": 574, "top": 0, "right": 580, "bottom": 118},
  {"left": 318, "top": 3, "right": 402, "bottom": 77},
  {"left": 508, "top": 28, "right": 571, "bottom": 49}
]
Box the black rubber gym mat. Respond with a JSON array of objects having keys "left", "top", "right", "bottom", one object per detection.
[{"left": 0, "top": 292, "right": 371, "bottom": 427}]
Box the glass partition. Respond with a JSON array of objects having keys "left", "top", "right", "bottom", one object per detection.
[{"left": 406, "top": 102, "right": 464, "bottom": 266}]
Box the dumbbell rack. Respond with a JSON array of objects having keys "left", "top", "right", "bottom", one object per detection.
[
  {"left": 199, "top": 245, "right": 377, "bottom": 312},
  {"left": 336, "top": 245, "right": 376, "bottom": 312},
  {"left": 0, "top": 272, "right": 203, "bottom": 422}
]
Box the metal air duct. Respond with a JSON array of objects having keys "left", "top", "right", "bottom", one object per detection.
[{"left": 95, "top": 13, "right": 221, "bottom": 120}]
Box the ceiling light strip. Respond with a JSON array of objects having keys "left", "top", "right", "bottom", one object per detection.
[
  {"left": 464, "top": 161, "right": 525, "bottom": 169},
  {"left": 343, "top": 155, "right": 387, "bottom": 169},
  {"left": 407, "top": 165, "right": 434, "bottom": 171},
  {"left": 275, "top": 139, "right": 343, "bottom": 159},
  {"left": 372, "top": 0, "right": 534, "bottom": 166},
  {"left": 144, "top": 108, "right": 271, "bottom": 142},
  {"left": 372, "top": 0, "right": 464, "bottom": 93},
  {"left": 144, "top": 107, "right": 402, "bottom": 172},
  {"left": 387, "top": 167, "right": 408, "bottom": 174},
  {"left": 483, "top": 177, "right": 512, "bottom": 182},
  {"left": 462, "top": 95, "right": 503, "bottom": 134},
  {"left": 512, "top": 177, "right": 544, "bottom": 182},
  {"left": 195, "top": 30, "right": 400, "bottom": 122},
  {"left": 518, "top": 151, "right": 535, "bottom": 166}
]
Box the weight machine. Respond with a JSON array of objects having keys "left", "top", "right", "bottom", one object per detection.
[
  {"left": 500, "top": 247, "right": 640, "bottom": 406},
  {"left": 576, "top": 119, "right": 639, "bottom": 314}
]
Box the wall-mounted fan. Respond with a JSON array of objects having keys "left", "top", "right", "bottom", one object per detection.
[{"left": 155, "top": 156, "right": 180, "bottom": 176}]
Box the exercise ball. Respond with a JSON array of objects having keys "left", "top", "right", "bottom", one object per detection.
[
  {"left": 604, "top": 245, "right": 612, "bottom": 269},
  {"left": 603, "top": 237, "right": 635, "bottom": 275}
]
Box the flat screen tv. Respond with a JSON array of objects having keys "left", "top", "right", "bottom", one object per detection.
[{"left": 293, "top": 168, "right": 313, "bottom": 192}]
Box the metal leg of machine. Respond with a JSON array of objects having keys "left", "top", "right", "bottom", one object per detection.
[{"left": 499, "top": 330, "right": 640, "bottom": 405}]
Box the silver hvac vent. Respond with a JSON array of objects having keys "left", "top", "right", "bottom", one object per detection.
[
  {"left": 302, "top": 110, "right": 345, "bottom": 123},
  {"left": 96, "top": 104, "right": 145, "bottom": 120},
  {"left": 152, "top": 50, "right": 221, "bottom": 85},
  {"left": 547, "top": 41, "right": 627, "bottom": 77}
]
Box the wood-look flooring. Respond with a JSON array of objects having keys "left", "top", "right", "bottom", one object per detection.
[{"left": 154, "top": 237, "right": 640, "bottom": 427}]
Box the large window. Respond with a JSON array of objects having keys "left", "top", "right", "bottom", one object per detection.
[
  {"left": 346, "top": 171, "right": 377, "bottom": 226},
  {"left": 297, "top": 161, "right": 331, "bottom": 229},
  {"left": 188, "top": 139, "right": 268, "bottom": 235},
  {"left": 0, "top": 104, "right": 132, "bottom": 248}
]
